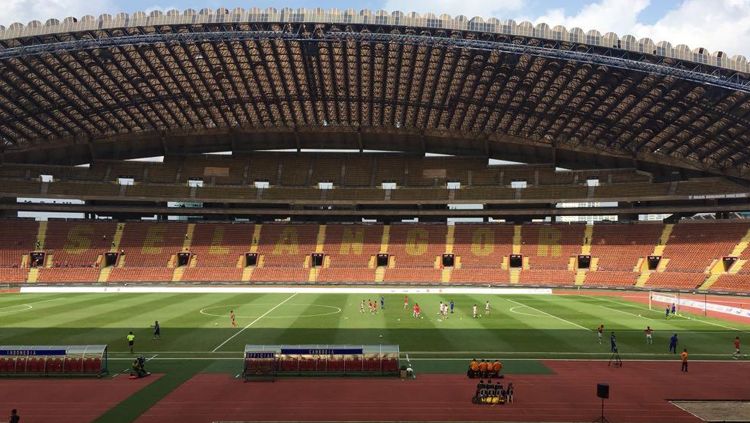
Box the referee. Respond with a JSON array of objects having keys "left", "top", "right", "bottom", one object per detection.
[{"left": 127, "top": 331, "right": 135, "bottom": 354}]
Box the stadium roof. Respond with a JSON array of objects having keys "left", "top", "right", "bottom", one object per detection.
[{"left": 1, "top": 8, "right": 750, "bottom": 180}]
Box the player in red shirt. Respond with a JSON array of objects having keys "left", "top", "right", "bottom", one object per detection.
[
  {"left": 413, "top": 303, "right": 421, "bottom": 318},
  {"left": 733, "top": 336, "right": 741, "bottom": 359}
]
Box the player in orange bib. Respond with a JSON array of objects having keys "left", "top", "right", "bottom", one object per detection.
[
  {"left": 230, "top": 310, "right": 237, "bottom": 328},
  {"left": 403, "top": 295, "right": 409, "bottom": 310},
  {"left": 680, "top": 349, "right": 689, "bottom": 372}
]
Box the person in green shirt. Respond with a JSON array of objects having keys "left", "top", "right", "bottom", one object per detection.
[{"left": 127, "top": 331, "right": 135, "bottom": 354}]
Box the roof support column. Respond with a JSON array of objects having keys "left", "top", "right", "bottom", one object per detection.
[
  {"left": 294, "top": 127, "right": 301, "bottom": 152},
  {"left": 160, "top": 131, "right": 168, "bottom": 156}
]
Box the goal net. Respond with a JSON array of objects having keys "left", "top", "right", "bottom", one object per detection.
[{"left": 649, "top": 291, "right": 680, "bottom": 314}]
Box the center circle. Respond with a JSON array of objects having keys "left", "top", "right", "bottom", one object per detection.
[{"left": 199, "top": 303, "right": 342, "bottom": 319}]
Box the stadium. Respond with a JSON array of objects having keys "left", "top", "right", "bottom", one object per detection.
[{"left": 1, "top": 6, "right": 750, "bottom": 423}]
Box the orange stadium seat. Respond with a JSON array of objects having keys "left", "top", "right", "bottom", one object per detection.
[
  {"left": 108, "top": 268, "right": 174, "bottom": 282},
  {"left": 117, "top": 221, "right": 187, "bottom": 267},
  {"left": 452, "top": 224, "right": 514, "bottom": 268},
  {"left": 181, "top": 267, "right": 243, "bottom": 282},
  {"left": 388, "top": 224, "right": 446, "bottom": 268},
  {"left": 325, "top": 224, "right": 384, "bottom": 268},
  {"left": 317, "top": 268, "right": 377, "bottom": 283},
  {"left": 644, "top": 272, "right": 707, "bottom": 290},
  {"left": 661, "top": 222, "right": 749, "bottom": 272},
  {"left": 250, "top": 267, "right": 310, "bottom": 283},
  {"left": 37, "top": 268, "right": 100, "bottom": 283},
  {"left": 0, "top": 220, "right": 38, "bottom": 267},
  {"left": 43, "top": 221, "right": 117, "bottom": 267},
  {"left": 450, "top": 268, "right": 510, "bottom": 285},
  {"left": 584, "top": 271, "right": 638, "bottom": 287},
  {"left": 256, "top": 224, "right": 318, "bottom": 268},
  {"left": 0, "top": 268, "right": 29, "bottom": 283},
  {"left": 189, "top": 223, "right": 254, "bottom": 267},
  {"left": 589, "top": 223, "right": 664, "bottom": 271},
  {"left": 521, "top": 224, "right": 586, "bottom": 270},
  {"left": 383, "top": 268, "right": 442, "bottom": 284},
  {"left": 709, "top": 274, "right": 750, "bottom": 292},
  {"left": 519, "top": 270, "right": 576, "bottom": 286}
]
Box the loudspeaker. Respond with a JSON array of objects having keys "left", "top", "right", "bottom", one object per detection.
[{"left": 596, "top": 383, "right": 609, "bottom": 399}]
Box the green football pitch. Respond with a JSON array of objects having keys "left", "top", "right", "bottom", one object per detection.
[
  {"left": 1, "top": 292, "right": 747, "bottom": 358},
  {"left": 1, "top": 291, "right": 748, "bottom": 422}
]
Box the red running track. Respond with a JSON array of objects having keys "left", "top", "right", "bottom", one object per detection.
[
  {"left": 0, "top": 375, "right": 159, "bottom": 422},
  {"left": 137, "top": 361, "right": 750, "bottom": 423}
]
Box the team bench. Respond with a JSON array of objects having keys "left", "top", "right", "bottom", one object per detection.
[
  {"left": 243, "top": 344, "right": 400, "bottom": 380},
  {"left": 0, "top": 345, "right": 108, "bottom": 377}
]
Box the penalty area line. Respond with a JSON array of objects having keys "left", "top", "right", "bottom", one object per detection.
[
  {"left": 211, "top": 292, "right": 298, "bottom": 352},
  {"left": 504, "top": 298, "right": 591, "bottom": 331}
]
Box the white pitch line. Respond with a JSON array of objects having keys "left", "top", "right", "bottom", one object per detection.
[
  {"left": 211, "top": 293, "right": 298, "bottom": 352},
  {"left": 504, "top": 298, "right": 591, "bottom": 331}
]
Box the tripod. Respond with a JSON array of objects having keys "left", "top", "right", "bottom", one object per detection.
[
  {"left": 608, "top": 350, "right": 622, "bottom": 367},
  {"left": 592, "top": 397, "right": 610, "bottom": 423}
]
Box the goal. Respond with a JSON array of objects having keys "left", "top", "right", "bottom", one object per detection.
[{"left": 649, "top": 291, "right": 680, "bottom": 314}]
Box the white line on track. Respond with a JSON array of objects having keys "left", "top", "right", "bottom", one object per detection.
[
  {"left": 211, "top": 293, "right": 298, "bottom": 352},
  {"left": 504, "top": 298, "right": 591, "bottom": 331}
]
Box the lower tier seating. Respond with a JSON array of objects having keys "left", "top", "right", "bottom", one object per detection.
[
  {"left": 108, "top": 268, "right": 174, "bottom": 282},
  {"left": 645, "top": 272, "right": 707, "bottom": 289},
  {"left": 583, "top": 271, "right": 638, "bottom": 287}
]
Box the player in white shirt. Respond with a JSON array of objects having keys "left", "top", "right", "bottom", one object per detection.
[
  {"left": 485, "top": 301, "right": 491, "bottom": 316},
  {"left": 472, "top": 304, "right": 478, "bottom": 318}
]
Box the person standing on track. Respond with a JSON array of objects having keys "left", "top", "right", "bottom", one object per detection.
[
  {"left": 152, "top": 321, "right": 160, "bottom": 340},
  {"left": 680, "top": 348, "right": 689, "bottom": 372},
  {"left": 230, "top": 310, "right": 237, "bottom": 328},
  {"left": 597, "top": 324, "right": 604, "bottom": 344},
  {"left": 127, "top": 331, "right": 135, "bottom": 354},
  {"left": 645, "top": 326, "right": 653, "bottom": 345},
  {"left": 669, "top": 333, "right": 679, "bottom": 354},
  {"left": 733, "top": 336, "right": 741, "bottom": 359},
  {"left": 9, "top": 409, "right": 19, "bottom": 423}
]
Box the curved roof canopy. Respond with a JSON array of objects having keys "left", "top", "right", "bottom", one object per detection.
[{"left": 1, "top": 8, "right": 750, "bottom": 179}]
